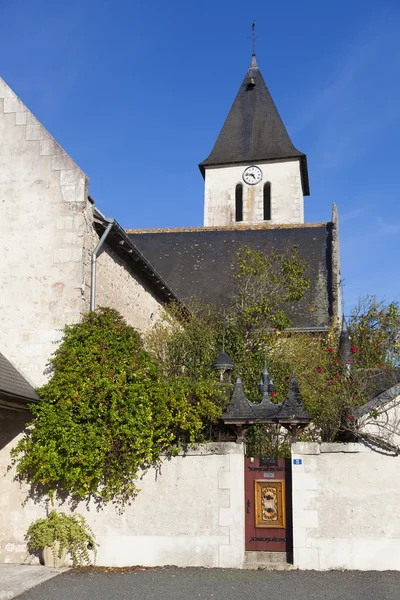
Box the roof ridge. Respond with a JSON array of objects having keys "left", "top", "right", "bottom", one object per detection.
[{"left": 126, "top": 222, "right": 329, "bottom": 234}]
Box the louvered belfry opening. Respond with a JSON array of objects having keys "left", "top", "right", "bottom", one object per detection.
[
  {"left": 235, "top": 184, "right": 243, "bottom": 222},
  {"left": 263, "top": 182, "right": 271, "bottom": 221}
]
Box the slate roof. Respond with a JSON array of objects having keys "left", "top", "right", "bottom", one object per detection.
[
  {"left": 278, "top": 375, "right": 311, "bottom": 422},
  {"left": 353, "top": 369, "right": 400, "bottom": 420},
  {"left": 222, "top": 375, "right": 310, "bottom": 425},
  {"left": 224, "top": 377, "right": 255, "bottom": 421},
  {"left": 199, "top": 54, "right": 309, "bottom": 196},
  {"left": 0, "top": 351, "right": 39, "bottom": 404},
  {"left": 213, "top": 350, "right": 234, "bottom": 371},
  {"left": 128, "top": 223, "right": 334, "bottom": 331},
  {"left": 93, "top": 210, "right": 185, "bottom": 307}
]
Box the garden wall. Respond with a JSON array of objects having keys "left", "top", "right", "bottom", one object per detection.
[
  {"left": 291, "top": 442, "right": 400, "bottom": 570},
  {"left": 0, "top": 423, "right": 245, "bottom": 569}
]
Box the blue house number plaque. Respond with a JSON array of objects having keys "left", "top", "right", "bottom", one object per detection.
[{"left": 293, "top": 458, "right": 303, "bottom": 465}]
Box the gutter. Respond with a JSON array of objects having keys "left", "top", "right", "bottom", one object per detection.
[
  {"left": 90, "top": 210, "right": 188, "bottom": 312},
  {"left": 90, "top": 218, "right": 114, "bottom": 311},
  {"left": 0, "top": 389, "right": 39, "bottom": 410}
]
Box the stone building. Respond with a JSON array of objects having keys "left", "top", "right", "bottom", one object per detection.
[
  {"left": 0, "top": 78, "right": 181, "bottom": 397},
  {"left": 1, "top": 50, "right": 340, "bottom": 398},
  {"left": 128, "top": 54, "right": 341, "bottom": 332},
  {"left": 7, "top": 51, "right": 398, "bottom": 571}
]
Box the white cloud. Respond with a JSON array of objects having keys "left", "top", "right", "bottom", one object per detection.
[{"left": 376, "top": 217, "right": 400, "bottom": 236}]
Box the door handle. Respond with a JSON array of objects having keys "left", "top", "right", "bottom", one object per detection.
[{"left": 246, "top": 499, "right": 251, "bottom": 513}]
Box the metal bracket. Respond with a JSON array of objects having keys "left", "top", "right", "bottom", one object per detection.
[
  {"left": 247, "top": 467, "right": 284, "bottom": 472},
  {"left": 249, "top": 537, "right": 286, "bottom": 543}
]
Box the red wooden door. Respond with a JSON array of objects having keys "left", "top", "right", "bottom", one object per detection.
[{"left": 244, "top": 457, "right": 292, "bottom": 554}]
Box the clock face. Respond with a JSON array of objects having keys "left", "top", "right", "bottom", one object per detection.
[{"left": 243, "top": 165, "right": 262, "bottom": 185}]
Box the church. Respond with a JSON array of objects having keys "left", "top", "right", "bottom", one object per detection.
[
  {"left": 2, "top": 49, "right": 400, "bottom": 574},
  {"left": 0, "top": 49, "right": 340, "bottom": 406},
  {"left": 127, "top": 52, "right": 341, "bottom": 332}
]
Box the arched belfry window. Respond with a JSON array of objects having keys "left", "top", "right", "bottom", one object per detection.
[
  {"left": 235, "top": 184, "right": 243, "bottom": 222},
  {"left": 263, "top": 182, "right": 271, "bottom": 221}
]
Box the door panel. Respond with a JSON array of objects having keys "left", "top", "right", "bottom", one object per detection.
[
  {"left": 254, "top": 479, "right": 286, "bottom": 529},
  {"left": 244, "top": 457, "right": 292, "bottom": 553}
]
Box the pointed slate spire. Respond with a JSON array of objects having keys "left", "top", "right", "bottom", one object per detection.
[
  {"left": 247, "top": 53, "right": 258, "bottom": 79},
  {"left": 278, "top": 375, "right": 310, "bottom": 422},
  {"left": 339, "top": 317, "right": 352, "bottom": 366},
  {"left": 222, "top": 377, "right": 255, "bottom": 421},
  {"left": 199, "top": 54, "right": 309, "bottom": 195}
]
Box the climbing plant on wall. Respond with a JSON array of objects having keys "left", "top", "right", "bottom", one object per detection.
[{"left": 11, "top": 307, "right": 224, "bottom": 506}]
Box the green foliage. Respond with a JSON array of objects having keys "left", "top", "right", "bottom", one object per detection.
[
  {"left": 14, "top": 247, "right": 395, "bottom": 503},
  {"left": 349, "top": 296, "right": 400, "bottom": 369},
  {"left": 271, "top": 297, "right": 400, "bottom": 442},
  {"left": 147, "top": 244, "right": 311, "bottom": 459},
  {"left": 149, "top": 263, "right": 400, "bottom": 447},
  {"left": 11, "top": 308, "right": 222, "bottom": 505},
  {"left": 146, "top": 245, "right": 311, "bottom": 405},
  {"left": 26, "top": 510, "right": 97, "bottom": 566},
  {"left": 245, "top": 424, "right": 291, "bottom": 459},
  {"left": 233, "top": 245, "right": 310, "bottom": 333}
]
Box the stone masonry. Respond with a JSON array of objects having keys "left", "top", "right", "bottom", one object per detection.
[
  {"left": 0, "top": 78, "right": 167, "bottom": 388},
  {"left": 204, "top": 160, "right": 304, "bottom": 227}
]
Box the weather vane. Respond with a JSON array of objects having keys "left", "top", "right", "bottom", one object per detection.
[{"left": 248, "top": 19, "right": 259, "bottom": 54}]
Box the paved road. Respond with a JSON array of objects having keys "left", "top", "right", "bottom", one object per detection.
[{"left": 16, "top": 567, "right": 400, "bottom": 600}]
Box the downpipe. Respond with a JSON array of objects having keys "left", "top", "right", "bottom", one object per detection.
[{"left": 90, "top": 218, "right": 114, "bottom": 311}]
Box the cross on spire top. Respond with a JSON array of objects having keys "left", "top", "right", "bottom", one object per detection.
[{"left": 248, "top": 19, "right": 259, "bottom": 54}]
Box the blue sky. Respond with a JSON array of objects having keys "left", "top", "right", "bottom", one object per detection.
[{"left": 1, "top": 0, "right": 400, "bottom": 313}]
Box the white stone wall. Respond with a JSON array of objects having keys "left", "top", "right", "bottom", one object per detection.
[
  {"left": 204, "top": 159, "right": 304, "bottom": 227},
  {"left": 0, "top": 78, "right": 89, "bottom": 387},
  {"left": 82, "top": 221, "right": 165, "bottom": 334},
  {"left": 0, "top": 78, "right": 167, "bottom": 388},
  {"left": 0, "top": 423, "right": 245, "bottom": 569},
  {"left": 360, "top": 389, "right": 400, "bottom": 450},
  {"left": 292, "top": 442, "right": 400, "bottom": 570}
]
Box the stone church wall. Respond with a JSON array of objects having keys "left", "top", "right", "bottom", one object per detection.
[
  {"left": 291, "top": 441, "right": 400, "bottom": 570},
  {"left": 82, "top": 218, "right": 165, "bottom": 335},
  {"left": 0, "top": 78, "right": 89, "bottom": 387},
  {"left": 0, "top": 425, "right": 245, "bottom": 569},
  {"left": 0, "top": 78, "right": 166, "bottom": 389}
]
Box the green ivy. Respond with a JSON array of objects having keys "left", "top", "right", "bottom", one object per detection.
[{"left": 11, "top": 308, "right": 223, "bottom": 506}]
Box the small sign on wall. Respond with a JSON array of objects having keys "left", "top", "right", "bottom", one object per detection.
[{"left": 293, "top": 458, "right": 303, "bottom": 465}]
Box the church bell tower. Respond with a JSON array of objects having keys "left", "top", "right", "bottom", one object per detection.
[{"left": 199, "top": 54, "right": 310, "bottom": 227}]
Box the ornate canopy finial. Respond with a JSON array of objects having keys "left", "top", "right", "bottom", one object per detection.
[{"left": 258, "top": 356, "right": 274, "bottom": 401}]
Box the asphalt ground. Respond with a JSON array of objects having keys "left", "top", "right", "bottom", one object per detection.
[{"left": 15, "top": 567, "right": 400, "bottom": 600}]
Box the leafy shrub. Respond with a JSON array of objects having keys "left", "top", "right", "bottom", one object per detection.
[
  {"left": 26, "top": 510, "right": 97, "bottom": 566},
  {"left": 12, "top": 308, "right": 222, "bottom": 505}
]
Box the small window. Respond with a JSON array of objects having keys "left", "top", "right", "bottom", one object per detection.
[
  {"left": 235, "top": 184, "right": 243, "bottom": 222},
  {"left": 263, "top": 182, "right": 271, "bottom": 221}
]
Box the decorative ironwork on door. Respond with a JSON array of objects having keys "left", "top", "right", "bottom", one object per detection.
[{"left": 255, "top": 480, "right": 286, "bottom": 529}]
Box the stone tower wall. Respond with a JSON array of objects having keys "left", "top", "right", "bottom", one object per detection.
[{"left": 204, "top": 159, "right": 304, "bottom": 227}]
